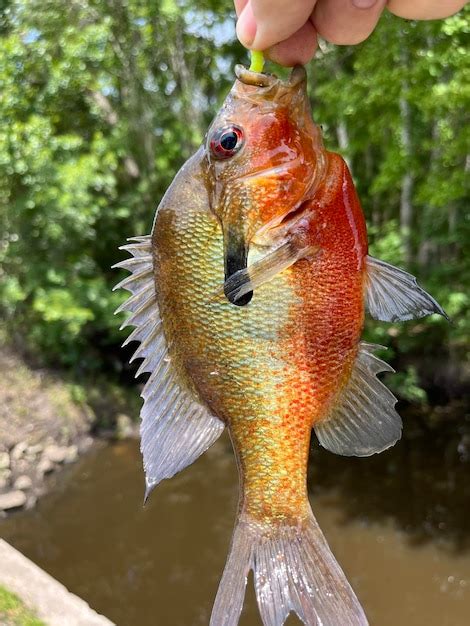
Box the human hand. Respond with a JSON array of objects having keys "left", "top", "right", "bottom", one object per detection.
[{"left": 234, "top": 0, "right": 468, "bottom": 66}]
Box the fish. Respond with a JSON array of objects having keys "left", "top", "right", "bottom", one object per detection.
[{"left": 114, "top": 64, "right": 447, "bottom": 626}]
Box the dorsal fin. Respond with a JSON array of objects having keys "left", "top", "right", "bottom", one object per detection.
[
  {"left": 314, "top": 342, "right": 402, "bottom": 457},
  {"left": 113, "top": 237, "right": 224, "bottom": 499}
]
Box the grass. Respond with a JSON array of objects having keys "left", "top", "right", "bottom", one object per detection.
[{"left": 0, "top": 586, "right": 46, "bottom": 626}]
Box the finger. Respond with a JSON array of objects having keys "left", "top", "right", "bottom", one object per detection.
[
  {"left": 236, "top": 3, "right": 257, "bottom": 48},
  {"left": 387, "top": 0, "right": 468, "bottom": 20},
  {"left": 313, "top": 0, "right": 386, "bottom": 45},
  {"left": 237, "top": 0, "right": 318, "bottom": 49},
  {"left": 234, "top": 0, "right": 248, "bottom": 17},
  {"left": 267, "top": 21, "right": 318, "bottom": 66}
]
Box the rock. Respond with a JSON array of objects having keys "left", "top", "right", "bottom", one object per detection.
[
  {"left": 0, "top": 472, "right": 11, "bottom": 490},
  {"left": 13, "top": 459, "right": 29, "bottom": 474},
  {"left": 11, "top": 442, "right": 27, "bottom": 461},
  {"left": 43, "top": 444, "right": 68, "bottom": 464},
  {"left": 25, "top": 494, "right": 38, "bottom": 509},
  {"left": 78, "top": 436, "right": 93, "bottom": 453},
  {"left": 27, "top": 444, "right": 44, "bottom": 456},
  {"left": 0, "top": 452, "right": 9, "bottom": 470},
  {"left": 37, "top": 458, "right": 54, "bottom": 475},
  {"left": 0, "top": 490, "right": 27, "bottom": 510},
  {"left": 13, "top": 475, "right": 33, "bottom": 491},
  {"left": 63, "top": 445, "right": 78, "bottom": 464}
]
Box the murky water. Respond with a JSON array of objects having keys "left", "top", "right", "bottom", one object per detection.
[{"left": 1, "top": 411, "right": 470, "bottom": 626}]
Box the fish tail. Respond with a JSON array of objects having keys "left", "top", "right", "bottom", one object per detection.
[{"left": 210, "top": 506, "right": 368, "bottom": 626}]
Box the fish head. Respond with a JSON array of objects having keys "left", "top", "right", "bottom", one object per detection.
[{"left": 205, "top": 65, "right": 325, "bottom": 304}]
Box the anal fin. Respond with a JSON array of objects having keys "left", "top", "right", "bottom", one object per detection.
[
  {"left": 314, "top": 342, "right": 402, "bottom": 457},
  {"left": 365, "top": 255, "right": 448, "bottom": 322}
]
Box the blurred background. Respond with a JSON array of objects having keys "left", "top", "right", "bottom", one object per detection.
[{"left": 0, "top": 1, "right": 469, "bottom": 625}]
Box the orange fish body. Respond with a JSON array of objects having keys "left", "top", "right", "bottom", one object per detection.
[
  {"left": 115, "top": 65, "right": 446, "bottom": 626},
  {"left": 234, "top": 152, "right": 368, "bottom": 524}
]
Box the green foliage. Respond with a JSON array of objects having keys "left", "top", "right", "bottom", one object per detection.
[
  {"left": 0, "top": 1, "right": 468, "bottom": 401},
  {"left": 387, "top": 366, "right": 428, "bottom": 404},
  {"left": 0, "top": 585, "right": 45, "bottom": 626},
  {"left": 310, "top": 10, "right": 469, "bottom": 399},
  {"left": 0, "top": 0, "right": 238, "bottom": 370}
]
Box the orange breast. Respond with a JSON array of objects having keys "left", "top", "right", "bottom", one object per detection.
[
  {"left": 280, "top": 151, "right": 368, "bottom": 426},
  {"left": 232, "top": 152, "right": 368, "bottom": 523}
]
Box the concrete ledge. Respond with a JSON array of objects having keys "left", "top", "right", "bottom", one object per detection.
[{"left": 0, "top": 539, "right": 114, "bottom": 626}]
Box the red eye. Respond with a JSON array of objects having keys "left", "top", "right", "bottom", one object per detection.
[{"left": 209, "top": 125, "right": 244, "bottom": 159}]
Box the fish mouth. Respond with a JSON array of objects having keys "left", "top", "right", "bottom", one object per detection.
[
  {"left": 224, "top": 226, "right": 253, "bottom": 306},
  {"left": 235, "top": 65, "right": 306, "bottom": 88},
  {"left": 234, "top": 65, "right": 307, "bottom": 102}
]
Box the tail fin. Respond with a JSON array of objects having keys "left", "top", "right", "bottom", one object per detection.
[{"left": 210, "top": 510, "right": 368, "bottom": 626}]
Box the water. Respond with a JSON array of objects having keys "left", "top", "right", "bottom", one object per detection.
[{"left": 1, "top": 411, "right": 470, "bottom": 626}]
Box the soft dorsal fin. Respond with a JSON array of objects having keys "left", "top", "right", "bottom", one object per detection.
[
  {"left": 113, "top": 237, "right": 224, "bottom": 499},
  {"left": 365, "top": 256, "right": 448, "bottom": 322},
  {"left": 314, "top": 342, "right": 402, "bottom": 457}
]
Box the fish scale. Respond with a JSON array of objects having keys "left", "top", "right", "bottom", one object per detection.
[{"left": 155, "top": 181, "right": 313, "bottom": 524}]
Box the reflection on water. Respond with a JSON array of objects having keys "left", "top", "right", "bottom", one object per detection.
[
  {"left": 1, "top": 409, "right": 470, "bottom": 626},
  {"left": 310, "top": 404, "right": 470, "bottom": 554}
]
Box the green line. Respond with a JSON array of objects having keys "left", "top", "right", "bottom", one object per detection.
[{"left": 249, "top": 50, "right": 265, "bottom": 73}]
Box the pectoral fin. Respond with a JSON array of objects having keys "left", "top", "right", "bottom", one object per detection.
[
  {"left": 365, "top": 256, "right": 448, "bottom": 322},
  {"left": 219, "top": 241, "right": 318, "bottom": 304},
  {"left": 314, "top": 342, "right": 402, "bottom": 457}
]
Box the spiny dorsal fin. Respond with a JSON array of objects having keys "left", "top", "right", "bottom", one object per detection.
[
  {"left": 365, "top": 256, "right": 448, "bottom": 322},
  {"left": 314, "top": 342, "right": 402, "bottom": 457},
  {"left": 113, "top": 236, "right": 224, "bottom": 498}
]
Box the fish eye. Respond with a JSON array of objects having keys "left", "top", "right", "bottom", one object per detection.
[{"left": 209, "top": 125, "right": 244, "bottom": 160}]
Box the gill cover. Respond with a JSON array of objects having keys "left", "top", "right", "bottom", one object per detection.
[{"left": 206, "top": 66, "right": 325, "bottom": 305}]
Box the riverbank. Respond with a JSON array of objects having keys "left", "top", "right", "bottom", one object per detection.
[
  {"left": 0, "top": 348, "right": 138, "bottom": 516},
  {"left": 0, "top": 540, "right": 114, "bottom": 626},
  {"left": 3, "top": 433, "right": 470, "bottom": 626}
]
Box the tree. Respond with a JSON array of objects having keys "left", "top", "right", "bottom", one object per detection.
[{"left": 0, "top": 1, "right": 468, "bottom": 401}]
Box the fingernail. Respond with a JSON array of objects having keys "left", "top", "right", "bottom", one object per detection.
[
  {"left": 236, "top": 3, "right": 257, "bottom": 48},
  {"left": 352, "top": 0, "right": 378, "bottom": 8}
]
